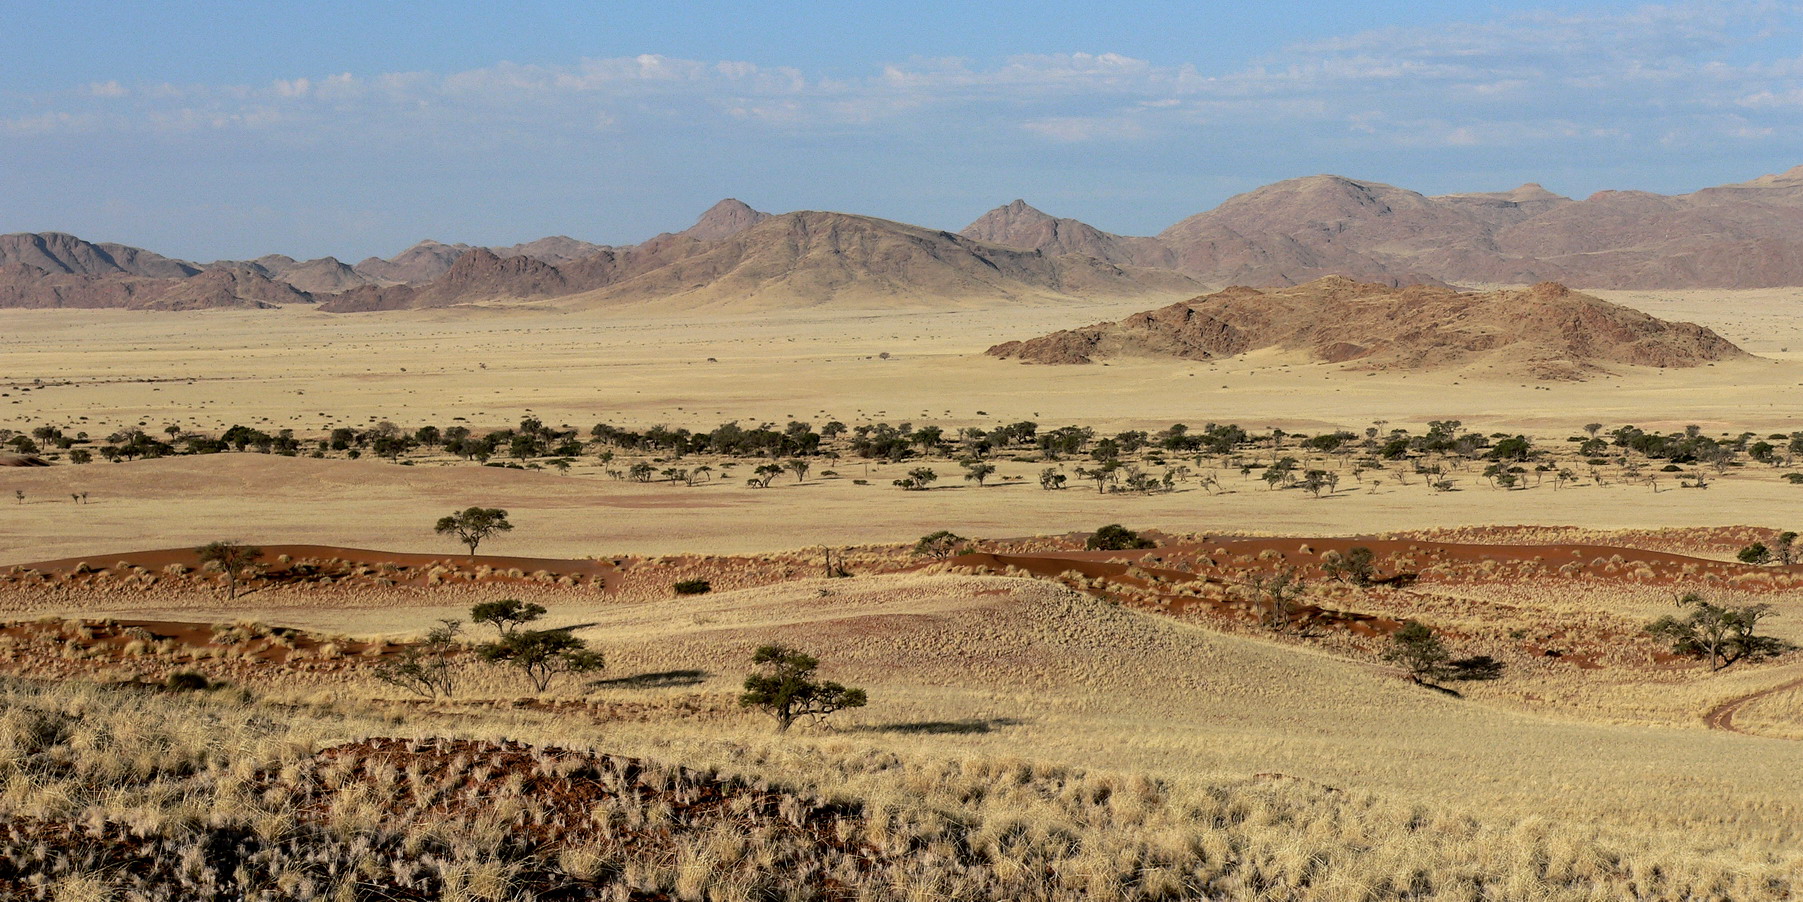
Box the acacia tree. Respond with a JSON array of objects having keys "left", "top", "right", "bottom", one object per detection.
[
  {"left": 373, "top": 619, "right": 463, "bottom": 699},
  {"left": 892, "top": 467, "right": 937, "bottom": 491},
  {"left": 479, "top": 629, "right": 605, "bottom": 692},
  {"left": 434, "top": 507, "right": 513, "bottom": 554},
  {"left": 1646, "top": 593, "right": 1784, "bottom": 671},
  {"left": 195, "top": 541, "right": 264, "bottom": 599},
  {"left": 470, "top": 598, "right": 547, "bottom": 636},
  {"left": 739, "top": 645, "right": 867, "bottom": 732},
  {"left": 1246, "top": 566, "right": 1304, "bottom": 632},
  {"left": 962, "top": 460, "right": 996, "bottom": 487},
  {"left": 1384, "top": 620, "right": 1451, "bottom": 683},
  {"left": 1323, "top": 546, "right": 1377, "bottom": 587}
]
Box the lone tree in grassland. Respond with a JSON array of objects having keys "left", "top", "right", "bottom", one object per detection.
[
  {"left": 479, "top": 629, "right": 605, "bottom": 692},
  {"left": 893, "top": 467, "right": 937, "bottom": 491},
  {"left": 1384, "top": 620, "right": 1452, "bottom": 684},
  {"left": 195, "top": 541, "right": 264, "bottom": 599},
  {"left": 962, "top": 460, "right": 996, "bottom": 486},
  {"left": 373, "top": 619, "right": 462, "bottom": 699},
  {"left": 470, "top": 598, "right": 547, "bottom": 636},
  {"left": 914, "top": 529, "right": 965, "bottom": 560},
  {"left": 435, "top": 507, "right": 513, "bottom": 555},
  {"left": 1646, "top": 593, "right": 1786, "bottom": 671},
  {"left": 785, "top": 459, "right": 810, "bottom": 482},
  {"left": 740, "top": 644, "right": 867, "bottom": 732}
]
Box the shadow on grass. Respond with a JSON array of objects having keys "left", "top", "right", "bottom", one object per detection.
[
  {"left": 850, "top": 717, "right": 1026, "bottom": 735},
  {"left": 587, "top": 669, "right": 711, "bottom": 690}
]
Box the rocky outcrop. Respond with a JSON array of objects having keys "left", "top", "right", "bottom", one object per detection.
[{"left": 987, "top": 278, "right": 1748, "bottom": 379}]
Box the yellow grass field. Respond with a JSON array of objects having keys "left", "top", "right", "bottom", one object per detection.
[{"left": 1, "top": 289, "right": 1800, "bottom": 899}]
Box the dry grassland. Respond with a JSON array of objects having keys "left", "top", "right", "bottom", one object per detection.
[{"left": 2, "top": 292, "right": 1802, "bottom": 898}]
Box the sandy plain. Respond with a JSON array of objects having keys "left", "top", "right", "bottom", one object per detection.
[{"left": 4, "top": 288, "right": 1803, "bottom": 564}]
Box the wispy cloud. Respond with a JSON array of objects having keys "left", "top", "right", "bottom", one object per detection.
[{"left": 6, "top": 2, "right": 1798, "bottom": 153}]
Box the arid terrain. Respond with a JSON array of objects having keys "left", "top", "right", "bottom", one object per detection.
[{"left": 3, "top": 269, "right": 1802, "bottom": 899}]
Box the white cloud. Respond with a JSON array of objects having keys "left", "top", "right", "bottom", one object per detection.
[{"left": 2, "top": 1, "right": 1798, "bottom": 158}]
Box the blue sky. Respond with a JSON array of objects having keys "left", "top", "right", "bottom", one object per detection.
[{"left": 2, "top": 0, "right": 1800, "bottom": 261}]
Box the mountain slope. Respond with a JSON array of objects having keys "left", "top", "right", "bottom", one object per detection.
[
  {"left": 0, "top": 232, "right": 200, "bottom": 278},
  {"left": 960, "top": 200, "right": 1173, "bottom": 268},
  {"left": 986, "top": 277, "right": 1748, "bottom": 379},
  {"left": 564, "top": 210, "right": 1199, "bottom": 309}
]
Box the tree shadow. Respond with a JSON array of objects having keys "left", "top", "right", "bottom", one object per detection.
[
  {"left": 850, "top": 717, "right": 1025, "bottom": 735},
  {"left": 587, "top": 669, "right": 711, "bottom": 690},
  {"left": 1447, "top": 655, "right": 1505, "bottom": 681}
]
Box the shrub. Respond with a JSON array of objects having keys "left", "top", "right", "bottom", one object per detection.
[
  {"left": 164, "top": 671, "right": 213, "bottom": 692},
  {"left": 673, "top": 579, "right": 712, "bottom": 595},
  {"left": 1086, "top": 524, "right": 1155, "bottom": 551}
]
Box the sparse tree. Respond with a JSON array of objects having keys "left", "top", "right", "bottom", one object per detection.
[
  {"left": 1247, "top": 565, "right": 1304, "bottom": 632},
  {"left": 373, "top": 619, "right": 463, "bottom": 699},
  {"left": 785, "top": 458, "right": 811, "bottom": 482},
  {"left": 739, "top": 644, "right": 867, "bottom": 732},
  {"left": 479, "top": 628, "right": 605, "bottom": 692},
  {"left": 753, "top": 463, "right": 784, "bottom": 488},
  {"left": 962, "top": 460, "right": 996, "bottom": 486},
  {"left": 470, "top": 598, "right": 547, "bottom": 637},
  {"left": 893, "top": 467, "right": 937, "bottom": 491},
  {"left": 1038, "top": 467, "right": 1067, "bottom": 490},
  {"left": 1776, "top": 531, "right": 1799, "bottom": 565},
  {"left": 1385, "top": 620, "right": 1452, "bottom": 683},
  {"left": 1646, "top": 592, "right": 1785, "bottom": 671},
  {"left": 195, "top": 541, "right": 263, "bottom": 599},
  {"left": 1323, "top": 546, "right": 1377, "bottom": 586},
  {"left": 434, "top": 507, "right": 513, "bottom": 555}
]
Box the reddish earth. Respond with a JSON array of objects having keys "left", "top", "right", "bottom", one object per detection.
[
  {"left": 0, "top": 736, "right": 876, "bottom": 901},
  {"left": 4, "top": 533, "right": 1790, "bottom": 688}
]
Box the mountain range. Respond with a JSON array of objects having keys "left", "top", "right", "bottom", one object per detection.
[{"left": 3, "top": 167, "right": 1801, "bottom": 311}]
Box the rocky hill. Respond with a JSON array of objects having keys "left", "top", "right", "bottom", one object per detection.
[
  {"left": 0, "top": 263, "right": 311, "bottom": 310},
  {"left": 986, "top": 277, "right": 1749, "bottom": 379},
  {"left": 968, "top": 166, "right": 1803, "bottom": 289},
  {"left": 960, "top": 199, "right": 1173, "bottom": 269},
  {"left": 563, "top": 211, "right": 1199, "bottom": 309}
]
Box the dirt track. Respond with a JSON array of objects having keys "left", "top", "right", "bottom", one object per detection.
[{"left": 1703, "top": 671, "right": 1803, "bottom": 737}]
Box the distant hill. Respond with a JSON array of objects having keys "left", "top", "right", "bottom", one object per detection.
[
  {"left": 986, "top": 277, "right": 1749, "bottom": 380},
  {"left": 323, "top": 210, "right": 1199, "bottom": 312},
  {"left": 960, "top": 199, "right": 1173, "bottom": 269},
  {"left": 0, "top": 232, "right": 199, "bottom": 279},
  {"left": 967, "top": 166, "right": 1803, "bottom": 289},
  {"left": 9, "top": 166, "right": 1803, "bottom": 312},
  {"left": 559, "top": 210, "right": 1199, "bottom": 310},
  {"left": 0, "top": 263, "right": 311, "bottom": 310}
]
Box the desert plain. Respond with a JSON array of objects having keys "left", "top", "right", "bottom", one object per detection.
[{"left": 2, "top": 286, "right": 1802, "bottom": 900}]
